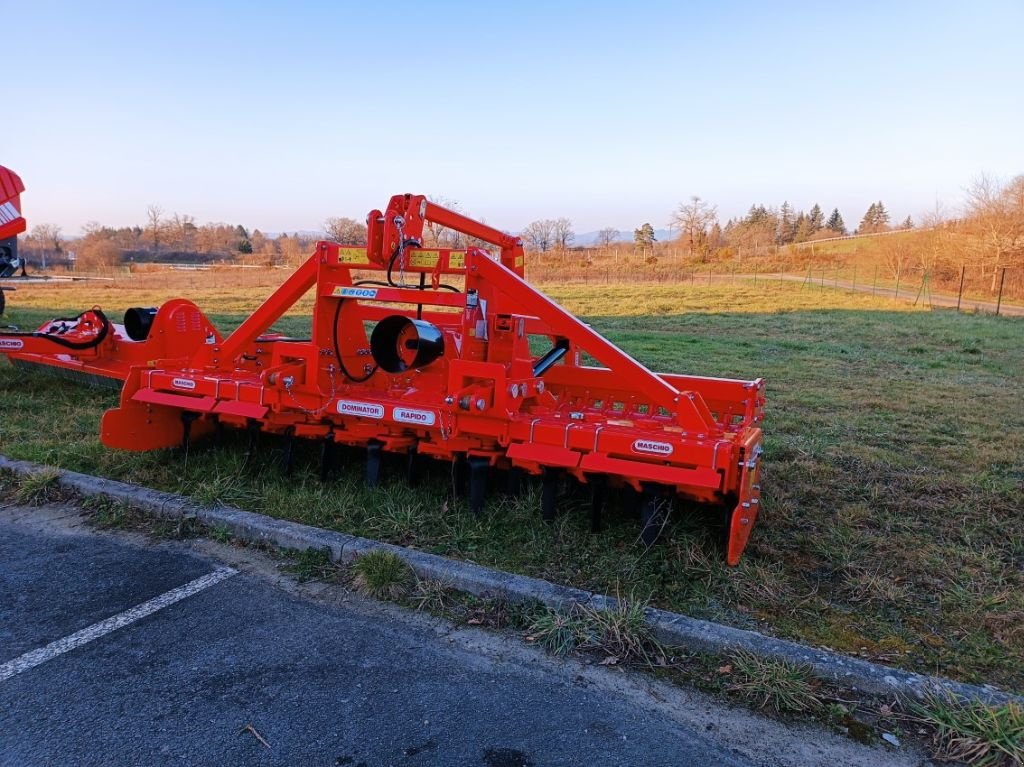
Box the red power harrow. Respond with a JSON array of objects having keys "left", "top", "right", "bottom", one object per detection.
[{"left": 0, "top": 194, "right": 765, "bottom": 564}]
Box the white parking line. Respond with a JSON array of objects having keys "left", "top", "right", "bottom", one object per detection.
[{"left": 0, "top": 566, "right": 237, "bottom": 683}]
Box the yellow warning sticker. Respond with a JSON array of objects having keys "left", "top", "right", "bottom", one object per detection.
[
  {"left": 448, "top": 251, "right": 466, "bottom": 269},
  {"left": 410, "top": 250, "right": 440, "bottom": 268},
  {"left": 337, "top": 247, "right": 366, "bottom": 264},
  {"left": 515, "top": 255, "right": 525, "bottom": 268}
]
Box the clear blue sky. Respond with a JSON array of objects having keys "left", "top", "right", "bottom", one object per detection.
[{"left": 7, "top": 0, "right": 1023, "bottom": 235}]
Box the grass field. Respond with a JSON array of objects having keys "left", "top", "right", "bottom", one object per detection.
[{"left": 1, "top": 274, "right": 1022, "bottom": 694}]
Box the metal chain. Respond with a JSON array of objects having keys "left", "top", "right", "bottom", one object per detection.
[{"left": 282, "top": 364, "right": 338, "bottom": 417}]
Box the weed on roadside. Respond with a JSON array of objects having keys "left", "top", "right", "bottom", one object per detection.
[
  {"left": 13, "top": 469, "right": 68, "bottom": 506},
  {"left": 283, "top": 548, "right": 341, "bottom": 583},
  {"left": 726, "top": 650, "right": 824, "bottom": 714},
  {"left": 351, "top": 549, "right": 413, "bottom": 599},
  {"left": 909, "top": 691, "right": 1024, "bottom": 766}
]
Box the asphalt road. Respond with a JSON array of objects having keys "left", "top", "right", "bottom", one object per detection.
[{"left": 0, "top": 508, "right": 754, "bottom": 767}]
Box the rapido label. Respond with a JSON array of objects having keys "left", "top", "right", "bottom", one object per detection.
[
  {"left": 172, "top": 378, "right": 196, "bottom": 390},
  {"left": 632, "top": 439, "right": 673, "bottom": 456},
  {"left": 0, "top": 339, "right": 24, "bottom": 350},
  {"left": 393, "top": 407, "right": 436, "bottom": 426},
  {"left": 338, "top": 400, "right": 385, "bottom": 419}
]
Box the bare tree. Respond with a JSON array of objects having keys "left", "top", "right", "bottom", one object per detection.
[
  {"left": 522, "top": 219, "right": 555, "bottom": 252},
  {"left": 552, "top": 218, "right": 574, "bottom": 251},
  {"left": 26, "top": 223, "right": 63, "bottom": 268},
  {"left": 671, "top": 196, "right": 718, "bottom": 255},
  {"left": 596, "top": 228, "right": 620, "bottom": 248},
  {"left": 964, "top": 174, "right": 1024, "bottom": 291},
  {"left": 77, "top": 239, "right": 121, "bottom": 272},
  {"left": 324, "top": 216, "right": 368, "bottom": 245},
  {"left": 146, "top": 204, "right": 164, "bottom": 252}
]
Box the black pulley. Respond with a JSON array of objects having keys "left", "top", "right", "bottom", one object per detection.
[
  {"left": 370, "top": 315, "right": 444, "bottom": 373},
  {"left": 124, "top": 307, "right": 158, "bottom": 341}
]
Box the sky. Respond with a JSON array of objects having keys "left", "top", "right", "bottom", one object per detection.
[{"left": 6, "top": 0, "right": 1023, "bottom": 236}]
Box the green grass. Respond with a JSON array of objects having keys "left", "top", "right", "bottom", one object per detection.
[
  {"left": 910, "top": 692, "right": 1024, "bottom": 766},
  {"left": 1, "top": 280, "right": 1022, "bottom": 693},
  {"left": 726, "top": 651, "right": 823, "bottom": 714},
  {"left": 350, "top": 549, "right": 413, "bottom": 599}
]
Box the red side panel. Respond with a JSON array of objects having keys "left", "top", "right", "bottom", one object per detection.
[{"left": 0, "top": 165, "right": 27, "bottom": 240}]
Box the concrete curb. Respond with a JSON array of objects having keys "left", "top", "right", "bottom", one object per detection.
[{"left": 2, "top": 455, "right": 1018, "bottom": 706}]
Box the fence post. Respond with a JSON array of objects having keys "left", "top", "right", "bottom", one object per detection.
[
  {"left": 852, "top": 265, "right": 857, "bottom": 293},
  {"left": 873, "top": 266, "right": 878, "bottom": 295},
  {"left": 996, "top": 267, "right": 1006, "bottom": 316},
  {"left": 956, "top": 265, "right": 965, "bottom": 311},
  {"left": 914, "top": 270, "right": 929, "bottom": 307},
  {"left": 895, "top": 267, "right": 901, "bottom": 299},
  {"left": 820, "top": 268, "right": 825, "bottom": 291},
  {"left": 709, "top": 265, "right": 713, "bottom": 285},
  {"left": 753, "top": 265, "right": 758, "bottom": 284}
]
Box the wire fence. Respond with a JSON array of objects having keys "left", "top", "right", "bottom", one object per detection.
[{"left": 524, "top": 257, "right": 1024, "bottom": 317}]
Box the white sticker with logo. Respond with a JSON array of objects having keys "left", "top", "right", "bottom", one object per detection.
[
  {"left": 172, "top": 378, "right": 196, "bottom": 390},
  {"left": 0, "top": 338, "right": 25, "bottom": 350},
  {"left": 632, "top": 439, "right": 673, "bottom": 456},
  {"left": 338, "top": 400, "right": 385, "bottom": 419},
  {"left": 338, "top": 287, "right": 378, "bottom": 299},
  {"left": 393, "top": 407, "right": 436, "bottom": 426}
]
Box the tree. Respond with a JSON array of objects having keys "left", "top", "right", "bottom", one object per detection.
[
  {"left": 808, "top": 203, "right": 824, "bottom": 232},
  {"left": 522, "top": 219, "right": 555, "bottom": 252},
  {"left": 77, "top": 238, "right": 121, "bottom": 271},
  {"left": 25, "top": 223, "right": 63, "bottom": 268},
  {"left": 145, "top": 205, "right": 164, "bottom": 252},
  {"left": 552, "top": 218, "right": 574, "bottom": 251},
  {"left": 964, "top": 174, "right": 1024, "bottom": 290},
  {"left": 900, "top": 215, "right": 914, "bottom": 230},
  {"left": 794, "top": 212, "right": 812, "bottom": 242},
  {"left": 858, "top": 201, "right": 890, "bottom": 234},
  {"left": 634, "top": 223, "right": 656, "bottom": 249},
  {"left": 324, "top": 216, "right": 368, "bottom": 245},
  {"left": 826, "top": 208, "right": 846, "bottom": 234},
  {"left": 671, "top": 196, "right": 717, "bottom": 255},
  {"left": 777, "top": 201, "right": 795, "bottom": 244},
  {"left": 596, "top": 227, "right": 620, "bottom": 248}
]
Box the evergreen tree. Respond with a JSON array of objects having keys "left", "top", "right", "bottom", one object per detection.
[
  {"left": 777, "top": 201, "right": 794, "bottom": 244},
  {"left": 808, "top": 203, "right": 824, "bottom": 232},
  {"left": 874, "top": 201, "right": 890, "bottom": 229},
  {"left": 826, "top": 208, "right": 846, "bottom": 234},
  {"left": 633, "top": 223, "right": 656, "bottom": 249},
  {"left": 900, "top": 215, "right": 913, "bottom": 230},
  {"left": 794, "top": 212, "right": 812, "bottom": 242}
]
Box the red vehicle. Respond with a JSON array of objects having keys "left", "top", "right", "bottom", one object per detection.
[
  {"left": 0, "top": 194, "right": 765, "bottom": 563},
  {"left": 0, "top": 165, "right": 28, "bottom": 311}
]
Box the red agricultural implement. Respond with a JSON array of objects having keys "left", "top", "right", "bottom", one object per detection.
[
  {"left": 0, "top": 194, "right": 766, "bottom": 564},
  {"left": 0, "top": 165, "right": 28, "bottom": 313}
]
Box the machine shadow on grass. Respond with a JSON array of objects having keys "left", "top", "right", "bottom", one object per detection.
[{"left": 1, "top": 294, "right": 1021, "bottom": 696}]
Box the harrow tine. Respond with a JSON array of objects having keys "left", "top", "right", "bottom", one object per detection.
[
  {"left": 406, "top": 444, "right": 419, "bottom": 487},
  {"left": 319, "top": 430, "right": 335, "bottom": 482},
  {"left": 212, "top": 415, "right": 225, "bottom": 448},
  {"left": 366, "top": 439, "right": 383, "bottom": 487},
  {"left": 280, "top": 426, "right": 295, "bottom": 476},
  {"left": 640, "top": 484, "right": 663, "bottom": 546},
  {"left": 451, "top": 455, "right": 468, "bottom": 499},
  {"left": 505, "top": 466, "right": 524, "bottom": 497},
  {"left": 180, "top": 411, "right": 199, "bottom": 454},
  {"left": 468, "top": 456, "right": 489, "bottom": 515},
  {"left": 541, "top": 467, "right": 560, "bottom": 523},
  {"left": 589, "top": 474, "right": 607, "bottom": 533},
  {"left": 245, "top": 418, "right": 261, "bottom": 462}
]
